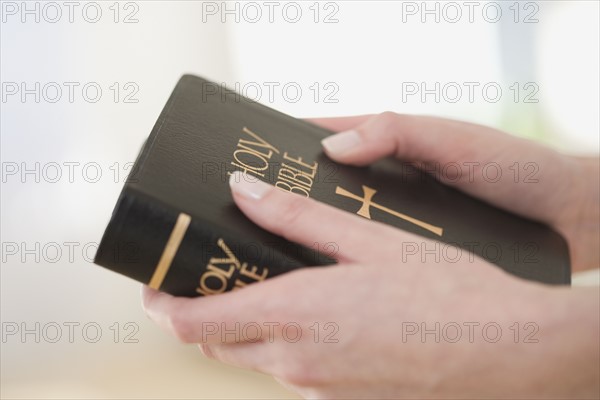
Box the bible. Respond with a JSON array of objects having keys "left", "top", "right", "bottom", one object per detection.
[{"left": 94, "top": 74, "right": 571, "bottom": 297}]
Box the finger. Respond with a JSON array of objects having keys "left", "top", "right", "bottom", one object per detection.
[
  {"left": 306, "top": 115, "right": 373, "bottom": 132},
  {"left": 228, "top": 171, "right": 417, "bottom": 264},
  {"left": 203, "top": 341, "right": 277, "bottom": 372},
  {"left": 203, "top": 341, "right": 320, "bottom": 388},
  {"left": 320, "top": 112, "right": 513, "bottom": 169},
  {"left": 141, "top": 263, "right": 345, "bottom": 345},
  {"left": 319, "top": 112, "right": 573, "bottom": 223},
  {"left": 141, "top": 284, "right": 284, "bottom": 344}
]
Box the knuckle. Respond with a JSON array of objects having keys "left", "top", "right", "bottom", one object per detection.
[
  {"left": 378, "top": 110, "right": 399, "bottom": 122},
  {"left": 374, "top": 111, "right": 406, "bottom": 133},
  {"left": 249, "top": 273, "right": 317, "bottom": 324},
  {"left": 273, "top": 192, "right": 308, "bottom": 232},
  {"left": 374, "top": 111, "right": 402, "bottom": 132},
  {"left": 276, "top": 343, "right": 336, "bottom": 387},
  {"left": 167, "top": 309, "right": 196, "bottom": 343},
  {"left": 371, "top": 111, "right": 409, "bottom": 154},
  {"left": 198, "top": 343, "right": 216, "bottom": 359},
  {"left": 279, "top": 358, "right": 323, "bottom": 387}
]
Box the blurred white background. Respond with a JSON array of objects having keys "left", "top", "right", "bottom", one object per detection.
[{"left": 1, "top": 1, "right": 598, "bottom": 398}]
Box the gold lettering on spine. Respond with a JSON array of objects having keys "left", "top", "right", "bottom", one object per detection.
[
  {"left": 211, "top": 238, "right": 241, "bottom": 268},
  {"left": 336, "top": 185, "right": 444, "bottom": 236},
  {"left": 149, "top": 213, "right": 192, "bottom": 290},
  {"left": 196, "top": 238, "right": 270, "bottom": 296}
]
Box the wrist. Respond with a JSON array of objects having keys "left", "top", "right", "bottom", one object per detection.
[
  {"left": 537, "top": 286, "right": 600, "bottom": 398},
  {"left": 485, "top": 284, "right": 599, "bottom": 398}
]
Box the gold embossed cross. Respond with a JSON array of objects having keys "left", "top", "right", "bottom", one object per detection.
[{"left": 335, "top": 185, "right": 443, "bottom": 236}]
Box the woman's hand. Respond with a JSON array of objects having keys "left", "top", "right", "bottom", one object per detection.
[
  {"left": 142, "top": 113, "right": 599, "bottom": 399},
  {"left": 316, "top": 113, "right": 599, "bottom": 272}
]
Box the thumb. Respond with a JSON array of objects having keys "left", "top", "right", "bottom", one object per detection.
[
  {"left": 318, "top": 112, "right": 576, "bottom": 228},
  {"left": 320, "top": 111, "right": 510, "bottom": 169}
]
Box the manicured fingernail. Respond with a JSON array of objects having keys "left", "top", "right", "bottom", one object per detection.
[
  {"left": 229, "top": 171, "right": 271, "bottom": 200},
  {"left": 321, "top": 130, "right": 361, "bottom": 156}
]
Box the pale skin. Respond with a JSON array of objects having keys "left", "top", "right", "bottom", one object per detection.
[{"left": 142, "top": 113, "right": 600, "bottom": 399}]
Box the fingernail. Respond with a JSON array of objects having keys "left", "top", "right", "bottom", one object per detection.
[
  {"left": 229, "top": 171, "right": 271, "bottom": 200},
  {"left": 321, "top": 130, "right": 361, "bottom": 156}
]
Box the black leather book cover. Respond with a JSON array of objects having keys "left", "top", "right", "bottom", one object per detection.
[{"left": 94, "top": 74, "right": 570, "bottom": 297}]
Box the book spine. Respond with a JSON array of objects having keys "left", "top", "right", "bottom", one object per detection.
[{"left": 94, "top": 188, "right": 334, "bottom": 297}]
